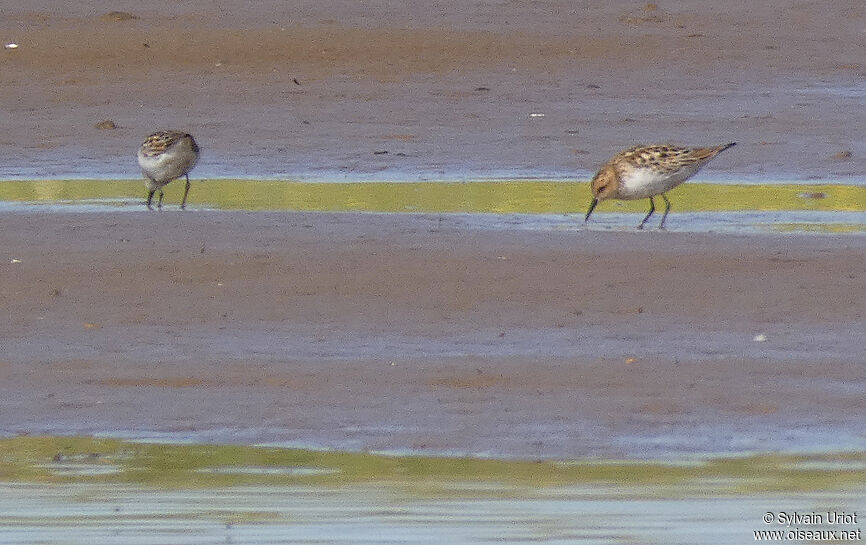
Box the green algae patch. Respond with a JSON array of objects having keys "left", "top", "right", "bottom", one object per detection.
[
  {"left": 1, "top": 179, "right": 866, "bottom": 214},
  {"left": 767, "top": 223, "right": 866, "bottom": 233},
  {"left": 0, "top": 179, "right": 144, "bottom": 204},
  {"left": 1, "top": 436, "right": 865, "bottom": 496}
]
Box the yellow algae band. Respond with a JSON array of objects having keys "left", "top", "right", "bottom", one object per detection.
[
  {"left": 1, "top": 179, "right": 865, "bottom": 214},
  {"left": 1, "top": 435, "right": 866, "bottom": 495}
]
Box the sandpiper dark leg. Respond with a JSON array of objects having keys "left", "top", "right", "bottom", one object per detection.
[
  {"left": 659, "top": 194, "right": 672, "bottom": 229},
  {"left": 157, "top": 190, "right": 164, "bottom": 210},
  {"left": 180, "top": 174, "right": 191, "bottom": 210},
  {"left": 637, "top": 197, "right": 655, "bottom": 230},
  {"left": 146, "top": 190, "right": 155, "bottom": 210}
]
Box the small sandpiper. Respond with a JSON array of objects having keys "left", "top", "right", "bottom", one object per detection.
[
  {"left": 584, "top": 143, "right": 736, "bottom": 229},
  {"left": 137, "top": 131, "right": 200, "bottom": 210}
]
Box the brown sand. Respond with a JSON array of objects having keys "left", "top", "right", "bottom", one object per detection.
[
  {"left": 2, "top": 2, "right": 866, "bottom": 178},
  {"left": 1, "top": 211, "right": 864, "bottom": 457}
]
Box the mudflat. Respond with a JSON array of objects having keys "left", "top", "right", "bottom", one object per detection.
[
  {"left": 1, "top": 211, "right": 864, "bottom": 457},
  {"left": 3, "top": 1, "right": 866, "bottom": 459},
  {"left": 2, "top": 1, "right": 866, "bottom": 179}
]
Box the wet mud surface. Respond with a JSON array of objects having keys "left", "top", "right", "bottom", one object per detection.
[
  {"left": 3, "top": 1, "right": 866, "bottom": 181},
  {"left": 1, "top": 211, "right": 865, "bottom": 458}
]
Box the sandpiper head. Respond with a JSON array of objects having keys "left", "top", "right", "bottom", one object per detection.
[
  {"left": 589, "top": 164, "right": 618, "bottom": 201},
  {"left": 585, "top": 165, "right": 618, "bottom": 222}
]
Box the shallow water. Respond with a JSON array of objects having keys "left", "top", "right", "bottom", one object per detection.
[
  {"left": 2, "top": 179, "right": 866, "bottom": 235},
  {"left": 2, "top": 481, "right": 864, "bottom": 545},
  {"left": 1, "top": 436, "right": 864, "bottom": 545}
]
